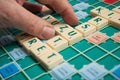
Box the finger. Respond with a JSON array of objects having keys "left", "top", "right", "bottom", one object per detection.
[
  {"left": 15, "top": 0, "right": 25, "bottom": 5},
  {"left": 9, "top": 1, "right": 55, "bottom": 39},
  {"left": 37, "top": 0, "right": 78, "bottom": 26},
  {"left": 23, "top": 1, "right": 43, "bottom": 13},
  {"left": 23, "top": 1, "right": 52, "bottom": 14}
]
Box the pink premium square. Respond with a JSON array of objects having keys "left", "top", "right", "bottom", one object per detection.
[
  {"left": 87, "top": 32, "right": 108, "bottom": 44},
  {"left": 112, "top": 33, "right": 120, "bottom": 43}
]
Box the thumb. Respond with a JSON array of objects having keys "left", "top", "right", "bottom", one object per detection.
[{"left": 10, "top": 1, "right": 55, "bottom": 39}]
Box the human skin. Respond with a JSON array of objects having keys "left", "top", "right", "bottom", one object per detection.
[{"left": 0, "top": 0, "right": 78, "bottom": 39}]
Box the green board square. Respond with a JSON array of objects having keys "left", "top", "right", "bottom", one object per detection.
[
  {"left": 0, "top": 48, "right": 5, "bottom": 56},
  {"left": 60, "top": 47, "right": 79, "bottom": 60},
  {"left": 25, "top": 64, "right": 45, "bottom": 79},
  {"left": 28, "top": 0, "right": 38, "bottom": 3},
  {"left": 71, "top": 74, "right": 81, "bottom": 80},
  {"left": 69, "top": 0, "right": 78, "bottom": 6},
  {"left": 106, "top": 5, "right": 115, "bottom": 10},
  {"left": 112, "top": 48, "right": 120, "bottom": 58},
  {"left": 114, "top": 1, "right": 120, "bottom": 6},
  {"left": 52, "top": 14, "right": 62, "bottom": 20},
  {"left": 36, "top": 74, "right": 52, "bottom": 80},
  {"left": 12, "top": 30, "right": 22, "bottom": 36},
  {"left": 17, "top": 56, "right": 37, "bottom": 69},
  {"left": 100, "top": 25, "right": 119, "bottom": 36},
  {"left": 104, "top": 74, "right": 115, "bottom": 80},
  {"left": 98, "top": 55, "right": 120, "bottom": 70},
  {"left": 83, "top": 7, "right": 94, "bottom": 14},
  {"left": 7, "top": 28, "right": 18, "bottom": 33},
  {"left": 85, "top": 47, "right": 106, "bottom": 60},
  {"left": 93, "top": 2, "right": 108, "bottom": 7},
  {"left": 88, "top": 0, "right": 99, "bottom": 5},
  {"left": 4, "top": 42, "right": 20, "bottom": 52},
  {"left": 69, "top": 55, "right": 91, "bottom": 70},
  {"left": 7, "top": 28, "right": 22, "bottom": 36},
  {"left": 0, "top": 55, "right": 12, "bottom": 67},
  {"left": 6, "top": 72, "right": 28, "bottom": 80},
  {"left": 73, "top": 22, "right": 82, "bottom": 28},
  {"left": 99, "top": 39, "right": 119, "bottom": 51},
  {"left": 80, "top": 16, "right": 92, "bottom": 22},
  {"left": 73, "top": 39, "right": 93, "bottom": 52}
]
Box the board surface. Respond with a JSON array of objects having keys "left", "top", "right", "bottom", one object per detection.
[{"left": 0, "top": 0, "right": 120, "bottom": 80}]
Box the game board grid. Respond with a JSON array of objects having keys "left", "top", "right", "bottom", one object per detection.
[
  {"left": 1, "top": 26, "right": 119, "bottom": 80},
  {"left": 0, "top": 0, "right": 120, "bottom": 80},
  {"left": 1, "top": 47, "right": 32, "bottom": 80}
]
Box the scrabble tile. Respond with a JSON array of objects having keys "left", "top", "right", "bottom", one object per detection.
[
  {"left": 54, "top": 24, "right": 73, "bottom": 35},
  {"left": 113, "top": 6, "right": 120, "bottom": 14},
  {"left": 79, "top": 63, "right": 106, "bottom": 80},
  {"left": 112, "top": 33, "right": 120, "bottom": 43},
  {"left": 100, "top": 11, "right": 120, "bottom": 23},
  {"left": 61, "top": 29, "right": 83, "bottom": 44},
  {"left": 51, "top": 63, "right": 75, "bottom": 80},
  {"left": 0, "top": 63, "right": 19, "bottom": 78},
  {"left": 112, "top": 66, "right": 120, "bottom": 78},
  {"left": 110, "top": 15, "right": 120, "bottom": 29},
  {"left": 75, "top": 22, "right": 96, "bottom": 36},
  {"left": 30, "top": 44, "right": 52, "bottom": 58},
  {"left": 88, "top": 16, "right": 108, "bottom": 29},
  {"left": 22, "top": 37, "right": 43, "bottom": 52},
  {"left": 87, "top": 32, "right": 108, "bottom": 44},
  {"left": 54, "top": 24, "right": 82, "bottom": 44},
  {"left": 42, "top": 15, "right": 61, "bottom": 25},
  {"left": 46, "top": 35, "right": 68, "bottom": 52},
  {"left": 9, "top": 48, "right": 27, "bottom": 60},
  {"left": 38, "top": 50, "right": 64, "bottom": 69},
  {"left": 91, "top": 6, "right": 109, "bottom": 17},
  {"left": 16, "top": 32, "right": 33, "bottom": 45}
]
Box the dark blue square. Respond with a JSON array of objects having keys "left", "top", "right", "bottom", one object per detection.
[
  {"left": 0, "top": 63, "right": 19, "bottom": 78},
  {"left": 113, "top": 67, "right": 120, "bottom": 78}
]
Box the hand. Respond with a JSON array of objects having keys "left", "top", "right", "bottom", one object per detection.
[{"left": 0, "top": 0, "right": 78, "bottom": 39}]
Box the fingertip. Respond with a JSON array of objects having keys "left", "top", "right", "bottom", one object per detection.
[
  {"left": 64, "top": 16, "right": 79, "bottom": 26},
  {"left": 38, "top": 26, "right": 55, "bottom": 39},
  {"left": 61, "top": 9, "right": 79, "bottom": 26}
]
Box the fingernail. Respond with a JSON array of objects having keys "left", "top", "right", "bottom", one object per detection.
[{"left": 39, "top": 26, "right": 55, "bottom": 39}]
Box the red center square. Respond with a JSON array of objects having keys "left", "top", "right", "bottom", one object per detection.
[{"left": 104, "top": 0, "right": 118, "bottom": 4}]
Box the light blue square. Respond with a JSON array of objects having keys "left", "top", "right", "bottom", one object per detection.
[
  {"left": 9, "top": 48, "right": 28, "bottom": 60},
  {"left": 51, "top": 63, "right": 75, "bottom": 80},
  {"left": 73, "top": 2, "right": 90, "bottom": 10},
  {"left": 75, "top": 11, "right": 89, "bottom": 20},
  {"left": 79, "top": 63, "right": 106, "bottom": 80}
]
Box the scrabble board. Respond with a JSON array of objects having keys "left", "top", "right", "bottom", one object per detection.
[{"left": 0, "top": 0, "right": 120, "bottom": 80}]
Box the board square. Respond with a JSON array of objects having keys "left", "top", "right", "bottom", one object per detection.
[
  {"left": 112, "top": 33, "right": 120, "bottom": 43},
  {"left": 85, "top": 47, "right": 106, "bottom": 60},
  {"left": 87, "top": 32, "right": 107, "bottom": 44},
  {"left": 99, "top": 39, "right": 119, "bottom": 51}
]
